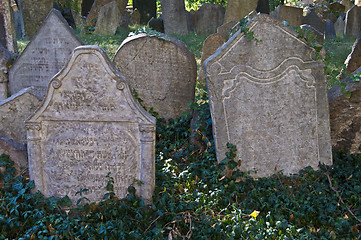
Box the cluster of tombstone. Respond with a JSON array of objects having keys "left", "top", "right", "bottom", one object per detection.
[{"left": 0, "top": 0, "right": 360, "bottom": 204}]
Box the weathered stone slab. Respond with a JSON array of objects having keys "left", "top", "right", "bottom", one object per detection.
[
  {"left": 162, "top": 0, "right": 189, "bottom": 35},
  {"left": 9, "top": 9, "right": 83, "bottom": 99},
  {"left": 94, "top": 1, "right": 121, "bottom": 35},
  {"left": 86, "top": 0, "right": 127, "bottom": 27},
  {"left": 130, "top": 8, "right": 141, "bottom": 25},
  {"left": 342, "top": 0, "right": 354, "bottom": 12},
  {"left": 325, "top": 19, "right": 336, "bottom": 39},
  {"left": 329, "top": 67, "right": 361, "bottom": 154},
  {"left": 300, "top": 24, "right": 324, "bottom": 43},
  {"left": 199, "top": 33, "right": 226, "bottom": 83},
  {"left": 344, "top": 37, "right": 361, "bottom": 76},
  {"left": 0, "top": 87, "right": 41, "bottom": 146},
  {"left": 271, "top": 5, "right": 303, "bottom": 28},
  {"left": 224, "top": 0, "right": 259, "bottom": 23},
  {"left": 22, "top": 0, "right": 53, "bottom": 39},
  {"left": 26, "top": 46, "right": 156, "bottom": 204},
  {"left": 344, "top": 5, "right": 361, "bottom": 38},
  {"left": 335, "top": 16, "right": 345, "bottom": 38},
  {"left": 113, "top": 33, "right": 197, "bottom": 120},
  {"left": 0, "top": 44, "right": 12, "bottom": 100},
  {"left": 302, "top": 10, "right": 325, "bottom": 33},
  {"left": 217, "top": 21, "right": 237, "bottom": 40},
  {"left": 0, "top": 0, "right": 17, "bottom": 52},
  {"left": 193, "top": 3, "right": 225, "bottom": 35},
  {"left": 205, "top": 14, "right": 332, "bottom": 177}
]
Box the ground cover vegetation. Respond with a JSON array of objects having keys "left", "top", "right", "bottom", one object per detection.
[{"left": 2, "top": 1, "right": 361, "bottom": 239}]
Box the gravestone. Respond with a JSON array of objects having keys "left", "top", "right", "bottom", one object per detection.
[
  {"left": 198, "top": 33, "right": 226, "bottom": 83},
  {"left": 133, "top": 0, "right": 156, "bottom": 25},
  {"left": 325, "top": 19, "right": 336, "bottom": 39},
  {"left": 328, "top": 67, "right": 361, "bottom": 154},
  {"left": 334, "top": 16, "right": 345, "bottom": 38},
  {"left": 113, "top": 33, "right": 197, "bottom": 120},
  {"left": 9, "top": 9, "right": 83, "bottom": 99},
  {"left": 86, "top": 0, "right": 127, "bottom": 27},
  {"left": 342, "top": 0, "right": 354, "bottom": 12},
  {"left": 162, "top": 0, "right": 189, "bottom": 35},
  {"left": 94, "top": 1, "right": 121, "bottom": 35},
  {"left": 302, "top": 10, "right": 325, "bottom": 33},
  {"left": 224, "top": 0, "right": 259, "bottom": 23},
  {"left": 344, "top": 5, "right": 361, "bottom": 38},
  {"left": 0, "top": 44, "right": 11, "bottom": 100},
  {"left": 119, "top": 9, "right": 130, "bottom": 30},
  {"left": 0, "top": 87, "right": 41, "bottom": 146},
  {"left": 217, "top": 21, "right": 237, "bottom": 40},
  {"left": 205, "top": 14, "right": 332, "bottom": 177},
  {"left": 193, "top": 3, "right": 225, "bottom": 35},
  {"left": 130, "top": 8, "right": 141, "bottom": 25},
  {"left": 21, "top": 0, "right": 53, "bottom": 39},
  {"left": 0, "top": 0, "right": 17, "bottom": 52},
  {"left": 300, "top": 24, "right": 324, "bottom": 43},
  {"left": 26, "top": 46, "right": 156, "bottom": 204},
  {"left": 81, "top": 0, "right": 95, "bottom": 17},
  {"left": 344, "top": 37, "right": 361, "bottom": 76},
  {"left": 271, "top": 5, "right": 303, "bottom": 28}
]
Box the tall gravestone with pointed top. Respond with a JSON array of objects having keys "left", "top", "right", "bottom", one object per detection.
[
  {"left": 205, "top": 14, "right": 332, "bottom": 177},
  {"left": 9, "top": 9, "right": 82, "bottom": 99},
  {"left": 26, "top": 46, "right": 156, "bottom": 204},
  {"left": 162, "top": 0, "right": 189, "bottom": 35}
]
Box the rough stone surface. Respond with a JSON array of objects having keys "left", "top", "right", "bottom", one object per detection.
[
  {"left": 334, "top": 16, "right": 345, "bottom": 38},
  {"left": 329, "top": 67, "right": 361, "bottom": 154},
  {"left": 162, "top": 0, "right": 189, "bottom": 35},
  {"left": 344, "top": 37, "right": 361, "bottom": 75},
  {"left": 22, "top": 0, "right": 53, "bottom": 39},
  {"left": 94, "top": 1, "right": 121, "bottom": 35},
  {"left": 113, "top": 34, "right": 197, "bottom": 120},
  {"left": 0, "top": 138, "right": 27, "bottom": 174},
  {"left": 26, "top": 46, "right": 156, "bottom": 204},
  {"left": 133, "top": 0, "right": 156, "bottom": 25},
  {"left": 217, "top": 21, "right": 237, "bottom": 40},
  {"left": 81, "top": 0, "right": 95, "bottom": 17},
  {"left": 119, "top": 9, "right": 130, "bottom": 30},
  {"left": 344, "top": 5, "right": 361, "bottom": 38},
  {"left": 204, "top": 14, "right": 332, "bottom": 177},
  {"left": 224, "top": 0, "right": 259, "bottom": 23},
  {"left": 198, "top": 33, "right": 226, "bottom": 83},
  {"left": 0, "top": 0, "right": 17, "bottom": 52},
  {"left": 9, "top": 9, "right": 83, "bottom": 99},
  {"left": 86, "top": 0, "right": 127, "bottom": 27},
  {"left": 193, "top": 3, "right": 225, "bottom": 35},
  {"left": 130, "top": 8, "right": 141, "bottom": 25},
  {"left": 0, "top": 44, "right": 11, "bottom": 100},
  {"left": 271, "top": 5, "right": 303, "bottom": 28},
  {"left": 300, "top": 24, "right": 324, "bottom": 43},
  {"left": 325, "top": 19, "right": 336, "bottom": 39},
  {"left": 302, "top": 10, "right": 325, "bottom": 33},
  {"left": 0, "top": 87, "right": 41, "bottom": 146},
  {"left": 342, "top": 0, "right": 354, "bottom": 12}
]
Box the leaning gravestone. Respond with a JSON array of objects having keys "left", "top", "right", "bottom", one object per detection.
[
  {"left": 0, "top": 0, "right": 17, "bottom": 52},
  {"left": 113, "top": 33, "right": 197, "bottom": 120},
  {"left": 86, "top": 0, "right": 127, "bottom": 27},
  {"left": 22, "top": 0, "right": 53, "bottom": 39},
  {"left": 0, "top": 87, "right": 41, "bottom": 146},
  {"left": 334, "top": 16, "right": 345, "bottom": 38},
  {"left": 193, "top": 3, "right": 225, "bottom": 35},
  {"left": 205, "top": 14, "right": 332, "bottom": 177},
  {"left": 9, "top": 9, "right": 82, "bottom": 99},
  {"left": 26, "top": 46, "right": 156, "bottom": 204},
  {"left": 162, "top": 0, "right": 189, "bottom": 35},
  {"left": 271, "top": 5, "right": 303, "bottom": 27},
  {"left": 94, "top": 1, "right": 121, "bottom": 35},
  {"left": 344, "top": 5, "right": 361, "bottom": 38},
  {"left": 224, "top": 0, "right": 259, "bottom": 23},
  {"left": 302, "top": 10, "right": 325, "bottom": 33}
]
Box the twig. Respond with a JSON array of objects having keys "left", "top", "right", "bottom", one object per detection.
[{"left": 144, "top": 215, "right": 161, "bottom": 233}]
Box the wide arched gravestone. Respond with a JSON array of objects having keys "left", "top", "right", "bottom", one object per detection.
[
  {"left": 113, "top": 33, "right": 197, "bottom": 120},
  {"left": 205, "top": 14, "right": 332, "bottom": 178},
  {"left": 9, "top": 9, "right": 82, "bottom": 99},
  {"left": 26, "top": 46, "right": 156, "bottom": 204}
]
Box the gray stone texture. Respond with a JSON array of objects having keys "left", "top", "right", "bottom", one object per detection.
[
  {"left": 130, "top": 8, "right": 141, "bottom": 25},
  {"left": 113, "top": 33, "right": 197, "bottom": 120},
  {"left": 271, "top": 5, "right": 303, "bottom": 28},
  {"left": 94, "top": 1, "right": 121, "bottom": 35},
  {"left": 344, "top": 5, "right": 361, "bottom": 38},
  {"left": 86, "top": 0, "right": 127, "bottom": 27},
  {"left": 217, "top": 21, "right": 237, "bottom": 40},
  {"left": 162, "top": 0, "right": 189, "bottom": 35},
  {"left": 224, "top": 0, "right": 259, "bottom": 23},
  {"left": 22, "top": 0, "right": 53, "bottom": 39},
  {"left": 26, "top": 46, "right": 156, "bottom": 204},
  {"left": 205, "top": 14, "right": 332, "bottom": 177},
  {"left": 302, "top": 10, "right": 325, "bottom": 33},
  {"left": 344, "top": 37, "right": 361, "bottom": 76},
  {"left": 342, "top": 0, "right": 354, "bottom": 12},
  {"left": 0, "top": 87, "right": 41, "bottom": 146},
  {"left": 328, "top": 67, "right": 361, "bottom": 154},
  {"left": 0, "top": 0, "right": 17, "bottom": 52},
  {"left": 193, "top": 3, "right": 225, "bottom": 35},
  {"left": 0, "top": 44, "right": 11, "bottom": 100},
  {"left": 9, "top": 9, "right": 83, "bottom": 99},
  {"left": 335, "top": 16, "right": 345, "bottom": 38},
  {"left": 325, "top": 19, "right": 336, "bottom": 39},
  {"left": 0, "top": 138, "right": 27, "bottom": 176}
]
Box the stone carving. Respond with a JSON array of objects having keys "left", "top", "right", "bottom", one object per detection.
[
  {"left": 344, "top": 5, "right": 361, "bottom": 38},
  {"left": 0, "top": 87, "right": 41, "bottom": 146},
  {"left": 113, "top": 33, "right": 197, "bottom": 120},
  {"left": 329, "top": 67, "right": 361, "bottom": 154},
  {"left": 86, "top": 0, "right": 127, "bottom": 27},
  {"left": 9, "top": 9, "right": 83, "bottom": 99},
  {"left": 26, "top": 46, "right": 156, "bottom": 204},
  {"left": 0, "top": 0, "right": 17, "bottom": 52},
  {"left": 224, "top": 0, "right": 259, "bottom": 23},
  {"left": 193, "top": 3, "right": 225, "bottom": 35},
  {"left": 205, "top": 14, "right": 332, "bottom": 177},
  {"left": 22, "top": 0, "right": 53, "bottom": 39},
  {"left": 162, "top": 0, "right": 189, "bottom": 35},
  {"left": 94, "top": 1, "right": 121, "bottom": 35}
]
